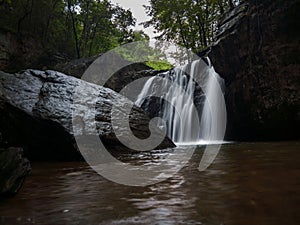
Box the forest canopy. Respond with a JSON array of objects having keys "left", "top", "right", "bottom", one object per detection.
[
  {"left": 0, "top": 0, "right": 142, "bottom": 59},
  {"left": 144, "top": 0, "right": 239, "bottom": 52},
  {"left": 0, "top": 0, "right": 239, "bottom": 67}
]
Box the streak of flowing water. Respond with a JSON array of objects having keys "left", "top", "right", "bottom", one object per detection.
[{"left": 135, "top": 58, "right": 225, "bottom": 145}]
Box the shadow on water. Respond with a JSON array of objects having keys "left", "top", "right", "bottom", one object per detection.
[{"left": 0, "top": 142, "right": 299, "bottom": 225}]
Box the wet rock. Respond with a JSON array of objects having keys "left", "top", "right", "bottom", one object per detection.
[
  {"left": 0, "top": 147, "right": 30, "bottom": 197},
  {"left": 201, "top": 0, "right": 300, "bottom": 140},
  {"left": 53, "top": 53, "right": 161, "bottom": 84},
  {"left": 0, "top": 69, "right": 175, "bottom": 160},
  {"left": 104, "top": 63, "right": 162, "bottom": 93},
  {"left": 53, "top": 53, "right": 167, "bottom": 99},
  {"left": 53, "top": 55, "right": 100, "bottom": 79}
]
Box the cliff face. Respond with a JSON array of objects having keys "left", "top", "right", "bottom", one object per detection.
[
  {"left": 207, "top": 0, "right": 300, "bottom": 140},
  {"left": 0, "top": 31, "right": 65, "bottom": 73}
]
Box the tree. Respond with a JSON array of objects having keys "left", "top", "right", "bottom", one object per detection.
[
  {"left": 112, "top": 30, "right": 173, "bottom": 70},
  {"left": 144, "top": 0, "right": 239, "bottom": 52},
  {"left": 66, "top": 0, "right": 81, "bottom": 58},
  {"left": 64, "top": 0, "right": 136, "bottom": 58},
  {"left": 0, "top": 0, "right": 136, "bottom": 60}
]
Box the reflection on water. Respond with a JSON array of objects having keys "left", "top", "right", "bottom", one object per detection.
[{"left": 0, "top": 142, "right": 299, "bottom": 225}]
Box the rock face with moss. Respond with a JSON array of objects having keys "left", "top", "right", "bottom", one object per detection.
[
  {"left": 206, "top": 0, "right": 300, "bottom": 140},
  {"left": 0, "top": 69, "right": 175, "bottom": 161}
]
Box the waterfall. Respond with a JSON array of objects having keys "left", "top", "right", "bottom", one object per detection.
[{"left": 135, "top": 58, "right": 225, "bottom": 145}]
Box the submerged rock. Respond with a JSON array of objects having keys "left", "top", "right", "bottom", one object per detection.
[
  {"left": 0, "top": 69, "right": 175, "bottom": 160},
  {"left": 0, "top": 147, "right": 30, "bottom": 197},
  {"left": 202, "top": 0, "right": 300, "bottom": 140}
]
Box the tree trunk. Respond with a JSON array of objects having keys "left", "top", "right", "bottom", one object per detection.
[
  {"left": 229, "top": 0, "right": 234, "bottom": 9},
  {"left": 218, "top": 0, "right": 225, "bottom": 14},
  {"left": 82, "top": 0, "right": 91, "bottom": 58},
  {"left": 17, "top": 0, "right": 33, "bottom": 35},
  {"left": 67, "top": 0, "right": 80, "bottom": 59},
  {"left": 88, "top": 22, "right": 97, "bottom": 56},
  {"left": 44, "top": 0, "right": 60, "bottom": 42},
  {"left": 200, "top": 23, "right": 208, "bottom": 47}
]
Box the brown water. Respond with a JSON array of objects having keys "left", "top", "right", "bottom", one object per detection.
[{"left": 0, "top": 142, "right": 299, "bottom": 225}]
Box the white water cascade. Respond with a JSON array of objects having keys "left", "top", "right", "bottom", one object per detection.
[{"left": 135, "top": 58, "right": 226, "bottom": 145}]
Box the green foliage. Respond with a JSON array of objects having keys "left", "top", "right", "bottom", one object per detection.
[
  {"left": 0, "top": 0, "right": 136, "bottom": 59},
  {"left": 0, "top": 0, "right": 240, "bottom": 68},
  {"left": 112, "top": 32, "right": 173, "bottom": 70},
  {"left": 144, "top": 0, "right": 239, "bottom": 52},
  {"left": 145, "top": 60, "right": 173, "bottom": 70}
]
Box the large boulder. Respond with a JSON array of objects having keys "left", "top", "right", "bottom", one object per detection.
[
  {"left": 0, "top": 69, "right": 175, "bottom": 160},
  {"left": 204, "top": 0, "right": 300, "bottom": 140},
  {"left": 0, "top": 147, "right": 30, "bottom": 197}
]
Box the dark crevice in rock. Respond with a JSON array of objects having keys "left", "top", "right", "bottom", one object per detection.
[{"left": 0, "top": 147, "right": 30, "bottom": 197}]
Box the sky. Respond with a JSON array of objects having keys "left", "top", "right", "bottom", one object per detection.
[
  {"left": 109, "top": 0, "right": 156, "bottom": 39},
  {"left": 109, "top": 1, "right": 186, "bottom": 65}
]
